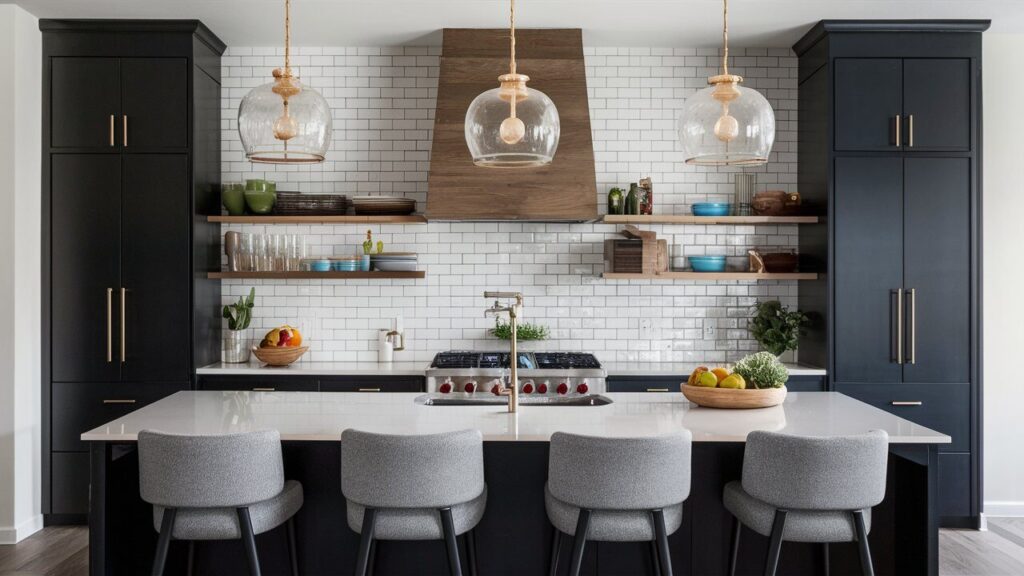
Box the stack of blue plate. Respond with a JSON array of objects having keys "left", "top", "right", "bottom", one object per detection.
[
  {"left": 692, "top": 203, "right": 732, "bottom": 217},
  {"left": 332, "top": 258, "right": 361, "bottom": 272},
  {"left": 688, "top": 256, "right": 727, "bottom": 272}
]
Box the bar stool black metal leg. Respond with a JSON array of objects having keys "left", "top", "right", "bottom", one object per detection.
[
  {"left": 852, "top": 510, "right": 874, "bottom": 576},
  {"left": 466, "top": 529, "right": 478, "bottom": 576},
  {"left": 355, "top": 508, "right": 377, "bottom": 576},
  {"left": 728, "top": 515, "right": 741, "bottom": 576},
  {"left": 650, "top": 540, "right": 662, "bottom": 576},
  {"left": 368, "top": 540, "right": 377, "bottom": 576},
  {"left": 652, "top": 509, "right": 673, "bottom": 576},
  {"left": 151, "top": 508, "right": 176, "bottom": 576},
  {"left": 439, "top": 508, "right": 464, "bottom": 576},
  {"left": 186, "top": 540, "right": 195, "bottom": 576},
  {"left": 765, "top": 509, "right": 787, "bottom": 576},
  {"left": 237, "top": 508, "right": 262, "bottom": 576},
  {"left": 549, "top": 529, "right": 562, "bottom": 576},
  {"left": 286, "top": 517, "right": 299, "bottom": 576},
  {"left": 569, "top": 509, "right": 592, "bottom": 576},
  {"left": 822, "top": 542, "right": 830, "bottom": 576}
]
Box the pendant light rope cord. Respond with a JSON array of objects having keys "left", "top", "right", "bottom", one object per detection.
[
  {"left": 508, "top": 0, "right": 517, "bottom": 119},
  {"left": 284, "top": 0, "right": 292, "bottom": 75},
  {"left": 721, "top": 0, "right": 729, "bottom": 75}
]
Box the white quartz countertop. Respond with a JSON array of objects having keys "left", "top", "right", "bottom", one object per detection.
[
  {"left": 82, "top": 391, "right": 946, "bottom": 444},
  {"left": 196, "top": 361, "right": 826, "bottom": 377}
]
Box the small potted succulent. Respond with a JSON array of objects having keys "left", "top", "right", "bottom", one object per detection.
[
  {"left": 749, "top": 300, "right": 809, "bottom": 359},
  {"left": 222, "top": 287, "right": 255, "bottom": 363}
]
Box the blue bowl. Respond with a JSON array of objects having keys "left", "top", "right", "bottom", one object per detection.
[
  {"left": 688, "top": 256, "right": 727, "bottom": 272},
  {"left": 692, "top": 202, "right": 732, "bottom": 217},
  {"left": 311, "top": 259, "right": 332, "bottom": 272},
  {"left": 332, "top": 260, "right": 359, "bottom": 272}
]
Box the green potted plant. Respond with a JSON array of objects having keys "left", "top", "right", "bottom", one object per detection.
[
  {"left": 222, "top": 287, "right": 255, "bottom": 363},
  {"left": 749, "top": 300, "right": 809, "bottom": 357},
  {"left": 733, "top": 351, "right": 790, "bottom": 389},
  {"left": 489, "top": 319, "right": 549, "bottom": 341}
]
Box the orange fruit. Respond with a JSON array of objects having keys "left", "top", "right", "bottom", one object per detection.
[
  {"left": 712, "top": 368, "right": 730, "bottom": 383},
  {"left": 687, "top": 366, "right": 709, "bottom": 387},
  {"left": 286, "top": 326, "right": 302, "bottom": 347}
]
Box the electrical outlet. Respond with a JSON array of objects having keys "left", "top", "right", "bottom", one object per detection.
[
  {"left": 639, "top": 319, "right": 656, "bottom": 339},
  {"left": 704, "top": 323, "right": 718, "bottom": 340}
]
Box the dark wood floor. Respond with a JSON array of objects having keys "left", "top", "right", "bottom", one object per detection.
[{"left": 2, "top": 520, "right": 1022, "bottom": 575}]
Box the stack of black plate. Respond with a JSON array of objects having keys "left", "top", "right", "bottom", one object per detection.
[{"left": 274, "top": 192, "right": 349, "bottom": 215}]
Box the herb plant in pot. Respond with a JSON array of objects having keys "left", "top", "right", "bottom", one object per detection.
[
  {"left": 749, "top": 300, "right": 809, "bottom": 358},
  {"left": 222, "top": 288, "right": 255, "bottom": 363}
]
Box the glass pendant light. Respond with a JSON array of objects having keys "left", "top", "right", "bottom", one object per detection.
[
  {"left": 464, "top": 0, "right": 560, "bottom": 168},
  {"left": 238, "top": 0, "right": 331, "bottom": 164},
  {"left": 678, "top": 0, "right": 775, "bottom": 166}
]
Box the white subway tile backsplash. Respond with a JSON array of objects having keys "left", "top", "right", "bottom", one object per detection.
[{"left": 219, "top": 45, "right": 800, "bottom": 365}]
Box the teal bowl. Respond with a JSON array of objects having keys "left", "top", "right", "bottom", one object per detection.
[
  {"left": 244, "top": 189, "right": 276, "bottom": 215},
  {"left": 688, "top": 256, "right": 727, "bottom": 272}
]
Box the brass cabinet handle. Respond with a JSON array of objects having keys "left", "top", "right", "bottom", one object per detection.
[
  {"left": 357, "top": 388, "right": 382, "bottom": 392},
  {"left": 109, "top": 115, "right": 115, "bottom": 147},
  {"left": 892, "top": 401, "right": 923, "bottom": 406},
  {"left": 907, "top": 288, "right": 916, "bottom": 364},
  {"left": 908, "top": 114, "right": 914, "bottom": 147},
  {"left": 103, "top": 399, "right": 137, "bottom": 405},
  {"left": 895, "top": 115, "right": 901, "bottom": 147},
  {"left": 252, "top": 387, "right": 276, "bottom": 392},
  {"left": 120, "top": 288, "right": 126, "bottom": 363},
  {"left": 646, "top": 388, "right": 670, "bottom": 392},
  {"left": 123, "top": 115, "right": 128, "bottom": 147},
  {"left": 106, "top": 288, "right": 113, "bottom": 362},
  {"left": 897, "top": 288, "right": 904, "bottom": 364}
]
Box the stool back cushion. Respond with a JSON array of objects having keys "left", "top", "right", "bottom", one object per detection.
[
  {"left": 742, "top": 430, "right": 889, "bottom": 511},
  {"left": 341, "top": 429, "right": 484, "bottom": 509},
  {"left": 138, "top": 429, "right": 285, "bottom": 508},
  {"left": 548, "top": 431, "right": 692, "bottom": 511}
]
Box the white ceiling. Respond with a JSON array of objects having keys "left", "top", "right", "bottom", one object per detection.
[{"left": 7, "top": 0, "right": 1021, "bottom": 47}]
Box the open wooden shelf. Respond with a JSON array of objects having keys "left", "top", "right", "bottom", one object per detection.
[
  {"left": 207, "top": 214, "right": 428, "bottom": 224},
  {"left": 602, "top": 272, "right": 818, "bottom": 281},
  {"left": 599, "top": 215, "right": 819, "bottom": 225},
  {"left": 208, "top": 271, "right": 426, "bottom": 280}
]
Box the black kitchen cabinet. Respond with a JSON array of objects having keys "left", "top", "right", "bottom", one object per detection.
[
  {"left": 606, "top": 376, "right": 680, "bottom": 393},
  {"left": 42, "top": 20, "right": 225, "bottom": 522},
  {"left": 320, "top": 376, "right": 426, "bottom": 393},
  {"left": 835, "top": 57, "right": 972, "bottom": 151},
  {"left": 795, "top": 20, "right": 986, "bottom": 527},
  {"left": 50, "top": 154, "right": 122, "bottom": 383},
  {"left": 50, "top": 57, "right": 120, "bottom": 149},
  {"left": 196, "top": 375, "right": 318, "bottom": 392}
]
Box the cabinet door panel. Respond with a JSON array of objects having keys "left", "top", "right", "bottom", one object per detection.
[
  {"left": 835, "top": 382, "right": 970, "bottom": 452},
  {"left": 319, "top": 376, "right": 425, "bottom": 393},
  {"left": 121, "top": 154, "right": 191, "bottom": 382},
  {"left": 196, "top": 376, "right": 318, "bottom": 392},
  {"left": 51, "top": 154, "right": 122, "bottom": 382},
  {"left": 835, "top": 59, "right": 902, "bottom": 151},
  {"left": 903, "top": 59, "right": 971, "bottom": 151},
  {"left": 939, "top": 453, "right": 973, "bottom": 518},
  {"left": 903, "top": 158, "right": 971, "bottom": 383},
  {"left": 50, "top": 58, "right": 120, "bottom": 149},
  {"left": 51, "top": 453, "right": 90, "bottom": 515},
  {"left": 834, "top": 157, "right": 904, "bottom": 383},
  {"left": 121, "top": 58, "right": 189, "bottom": 148}
]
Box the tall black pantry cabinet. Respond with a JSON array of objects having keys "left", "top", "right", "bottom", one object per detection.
[
  {"left": 41, "top": 20, "right": 224, "bottom": 523},
  {"left": 794, "top": 21, "right": 988, "bottom": 528}
]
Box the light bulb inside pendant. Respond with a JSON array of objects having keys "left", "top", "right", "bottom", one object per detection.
[
  {"left": 273, "top": 107, "right": 299, "bottom": 141},
  {"left": 714, "top": 108, "right": 739, "bottom": 142},
  {"left": 500, "top": 116, "right": 526, "bottom": 144}
]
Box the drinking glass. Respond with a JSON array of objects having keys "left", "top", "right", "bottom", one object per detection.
[
  {"left": 239, "top": 233, "right": 255, "bottom": 272},
  {"left": 271, "top": 234, "right": 285, "bottom": 271},
  {"left": 289, "top": 234, "right": 306, "bottom": 271},
  {"left": 254, "top": 235, "right": 268, "bottom": 272}
]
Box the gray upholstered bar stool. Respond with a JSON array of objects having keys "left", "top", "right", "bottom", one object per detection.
[
  {"left": 341, "top": 428, "right": 486, "bottom": 576},
  {"left": 545, "top": 431, "right": 692, "bottom": 576},
  {"left": 138, "top": 429, "right": 304, "bottom": 576},
  {"left": 724, "top": 430, "right": 889, "bottom": 576}
]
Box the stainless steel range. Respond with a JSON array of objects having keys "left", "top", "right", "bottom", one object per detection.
[{"left": 425, "top": 351, "right": 607, "bottom": 396}]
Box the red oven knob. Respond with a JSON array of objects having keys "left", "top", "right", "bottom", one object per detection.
[
  {"left": 464, "top": 381, "right": 476, "bottom": 393},
  {"left": 522, "top": 382, "right": 534, "bottom": 394},
  {"left": 557, "top": 382, "right": 568, "bottom": 395},
  {"left": 538, "top": 381, "right": 549, "bottom": 394},
  {"left": 576, "top": 381, "right": 589, "bottom": 395},
  {"left": 439, "top": 381, "right": 452, "bottom": 394}
]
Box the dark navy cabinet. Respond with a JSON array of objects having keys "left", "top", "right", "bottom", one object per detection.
[
  {"left": 42, "top": 20, "right": 225, "bottom": 522},
  {"left": 195, "top": 374, "right": 426, "bottom": 393},
  {"left": 795, "top": 20, "right": 986, "bottom": 528}
]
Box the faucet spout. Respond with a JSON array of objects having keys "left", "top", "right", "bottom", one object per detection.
[{"left": 483, "top": 291, "right": 524, "bottom": 413}]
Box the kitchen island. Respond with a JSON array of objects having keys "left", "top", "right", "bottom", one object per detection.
[{"left": 83, "top": 391, "right": 945, "bottom": 575}]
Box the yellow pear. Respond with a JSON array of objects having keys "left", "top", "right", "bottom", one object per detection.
[{"left": 719, "top": 373, "right": 746, "bottom": 389}]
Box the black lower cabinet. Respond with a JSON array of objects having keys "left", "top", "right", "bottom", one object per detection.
[
  {"left": 319, "top": 376, "right": 425, "bottom": 393},
  {"left": 196, "top": 375, "right": 317, "bottom": 392},
  {"left": 608, "top": 374, "right": 826, "bottom": 393},
  {"left": 51, "top": 452, "right": 90, "bottom": 516}
]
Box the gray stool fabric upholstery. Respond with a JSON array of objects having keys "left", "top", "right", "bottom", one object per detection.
[
  {"left": 340, "top": 428, "right": 487, "bottom": 540},
  {"left": 545, "top": 485, "right": 684, "bottom": 542},
  {"left": 546, "top": 431, "right": 692, "bottom": 576},
  {"left": 723, "top": 481, "right": 871, "bottom": 543},
  {"left": 138, "top": 429, "right": 303, "bottom": 576},
  {"left": 346, "top": 486, "right": 488, "bottom": 540},
  {"left": 153, "top": 480, "right": 304, "bottom": 540},
  {"left": 724, "top": 430, "right": 889, "bottom": 576}
]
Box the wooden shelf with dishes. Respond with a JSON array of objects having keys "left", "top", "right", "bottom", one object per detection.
[
  {"left": 207, "top": 215, "right": 428, "bottom": 224},
  {"left": 601, "top": 272, "right": 818, "bottom": 281},
  {"left": 208, "top": 271, "right": 426, "bottom": 280},
  {"left": 599, "top": 215, "right": 819, "bottom": 225}
]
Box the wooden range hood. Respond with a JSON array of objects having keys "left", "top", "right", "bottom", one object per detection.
[{"left": 427, "top": 28, "right": 597, "bottom": 221}]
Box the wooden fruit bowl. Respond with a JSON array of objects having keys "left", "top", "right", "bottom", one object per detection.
[
  {"left": 251, "top": 345, "right": 308, "bottom": 367},
  {"left": 681, "top": 383, "right": 787, "bottom": 409}
]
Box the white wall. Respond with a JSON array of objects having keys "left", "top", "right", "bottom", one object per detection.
[
  {"left": 982, "top": 34, "right": 1024, "bottom": 518},
  {"left": 0, "top": 4, "right": 43, "bottom": 543}
]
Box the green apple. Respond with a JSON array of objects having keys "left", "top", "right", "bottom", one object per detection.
[
  {"left": 697, "top": 371, "right": 719, "bottom": 387},
  {"left": 719, "top": 374, "right": 746, "bottom": 389}
]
